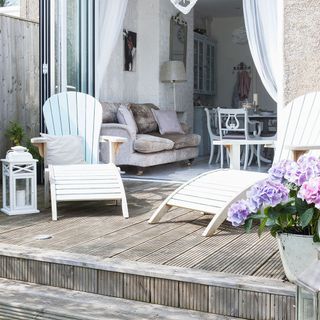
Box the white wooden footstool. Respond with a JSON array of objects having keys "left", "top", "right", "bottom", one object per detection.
[{"left": 48, "top": 163, "right": 128, "bottom": 221}]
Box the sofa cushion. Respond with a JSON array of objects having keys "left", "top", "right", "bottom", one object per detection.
[
  {"left": 133, "top": 134, "right": 174, "bottom": 154},
  {"left": 151, "top": 109, "right": 184, "bottom": 135},
  {"left": 151, "top": 132, "right": 201, "bottom": 150},
  {"left": 129, "top": 103, "right": 159, "bottom": 134},
  {"left": 101, "top": 102, "right": 127, "bottom": 123},
  {"left": 117, "top": 105, "right": 138, "bottom": 133}
]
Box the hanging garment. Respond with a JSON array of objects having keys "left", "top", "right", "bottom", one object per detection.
[
  {"left": 232, "top": 72, "right": 240, "bottom": 108},
  {"left": 238, "top": 70, "right": 251, "bottom": 101}
]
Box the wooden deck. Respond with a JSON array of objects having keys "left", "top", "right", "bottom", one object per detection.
[
  {"left": 0, "top": 180, "right": 284, "bottom": 279},
  {"left": 0, "top": 180, "right": 296, "bottom": 319}
]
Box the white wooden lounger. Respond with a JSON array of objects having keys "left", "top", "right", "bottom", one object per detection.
[
  {"left": 150, "top": 91, "right": 320, "bottom": 236},
  {"left": 148, "top": 169, "right": 267, "bottom": 236}
]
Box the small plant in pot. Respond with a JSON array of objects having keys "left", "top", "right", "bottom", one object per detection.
[
  {"left": 5, "top": 121, "right": 25, "bottom": 146},
  {"left": 5, "top": 121, "right": 41, "bottom": 162},
  {"left": 227, "top": 155, "right": 320, "bottom": 282}
]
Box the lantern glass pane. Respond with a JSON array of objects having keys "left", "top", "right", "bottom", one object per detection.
[
  {"left": 298, "top": 287, "right": 315, "bottom": 320},
  {"left": 5, "top": 175, "right": 10, "bottom": 207},
  {"left": 15, "top": 178, "right": 32, "bottom": 207}
]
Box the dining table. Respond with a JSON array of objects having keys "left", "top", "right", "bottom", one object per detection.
[{"left": 212, "top": 137, "right": 276, "bottom": 170}]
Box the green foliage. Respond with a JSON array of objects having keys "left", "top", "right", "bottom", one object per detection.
[
  {"left": 0, "top": 0, "right": 5, "bottom": 7},
  {"left": 244, "top": 197, "right": 320, "bottom": 242},
  {"left": 5, "top": 121, "right": 41, "bottom": 162},
  {"left": 5, "top": 121, "right": 25, "bottom": 146}
]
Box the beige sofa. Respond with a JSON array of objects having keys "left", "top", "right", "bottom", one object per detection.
[{"left": 99, "top": 102, "right": 201, "bottom": 171}]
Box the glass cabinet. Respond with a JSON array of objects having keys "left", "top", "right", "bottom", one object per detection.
[{"left": 194, "top": 33, "right": 215, "bottom": 95}]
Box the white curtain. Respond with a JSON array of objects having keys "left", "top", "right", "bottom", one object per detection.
[
  {"left": 96, "top": 0, "right": 128, "bottom": 99},
  {"left": 243, "top": 0, "right": 279, "bottom": 102}
]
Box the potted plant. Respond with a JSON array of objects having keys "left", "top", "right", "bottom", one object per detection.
[
  {"left": 227, "top": 155, "right": 320, "bottom": 282},
  {"left": 5, "top": 121, "right": 25, "bottom": 146}
]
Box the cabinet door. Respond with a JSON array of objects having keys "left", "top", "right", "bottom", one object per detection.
[
  {"left": 205, "top": 43, "right": 214, "bottom": 95},
  {"left": 198, "top": 40, "right": 204, "bottom": 92},
  {"left": 194, "top": 39, "right": 199, "bottom": 91},
  {"left": 209, "top": 43, "right": 215, "bottom": 94},
  {"left": 205, "top": 43, "right": 211, "bottom": 93}
]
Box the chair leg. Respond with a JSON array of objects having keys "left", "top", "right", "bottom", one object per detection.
[
  {"left": 208, "top": 143, "right": 214, "bottom": 164},
  {"left": 50, "top": 183, "right": 58, "bottom": 221},
  {"left": 44, "top": 170, "right": 50, "bottom": 208},
  {"left": 248, "top": 145, "right": 255, "bottom": 166},
  {"left": 244, "top": 145, "right": 249, "bottom": 170},
  {"left": 220, "top": 145, "right": 224, "bottom": 168},
  {"left": 215, "top": 146, "right": 221, "bottom": 163},
  {"left": 121, "top": 197, "right": 129, "bottom": 219},
  {"left": 257, "top": 145, "right": 261, "bottom": 168}
]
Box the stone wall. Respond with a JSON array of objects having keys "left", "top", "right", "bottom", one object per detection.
[{"left": 284, "top": 0, "right": 320, "bottom": 104}]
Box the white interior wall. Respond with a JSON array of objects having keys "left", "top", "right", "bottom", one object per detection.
[
  {"left": 195, "top": 15, "right": 276, "bottom": 111},
  {"left": 159, "top": 1, "right": 194, "bottom": 125},
  {"left": 99, "top": 0, "right": 194, "bottom": 127}
]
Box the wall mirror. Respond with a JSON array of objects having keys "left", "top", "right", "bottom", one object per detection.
[{"left": 170, "top": 13, "right": 187, "bottom": 67}]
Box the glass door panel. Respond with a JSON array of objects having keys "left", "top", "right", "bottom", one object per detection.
[{"left": 52, "top": 0, "right": 95, "bottom": 95}]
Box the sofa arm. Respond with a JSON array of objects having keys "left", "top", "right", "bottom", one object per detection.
[{"left": 100, "top": 123, "right": 136, "bottom": 163}]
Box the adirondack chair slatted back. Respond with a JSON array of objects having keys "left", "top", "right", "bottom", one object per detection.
[
  {"left": 43, "top": 92, "right": 102, "bottom": 164},
  {"left": 274, "top": 92, "right": 320, "bottom": 162}
]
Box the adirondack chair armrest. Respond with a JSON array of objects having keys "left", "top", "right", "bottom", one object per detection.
[
  {"left": 30, "top": 136, "right": 48, "bottom": 158},
  {"left": 287, "top": 145, "right": 320, "bottom": 161},
  {"left": 100, "top": 123, "right": 135, "bottom": 158}
]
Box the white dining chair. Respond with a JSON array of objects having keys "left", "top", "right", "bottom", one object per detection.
[{"left": 217, "top": 108, "right": 261, "bottom": 169}]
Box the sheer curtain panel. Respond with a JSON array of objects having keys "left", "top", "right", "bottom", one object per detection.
[
  {"left": 96, "top": 0, "right": 128, "bottom": 98},
  {"left": 243, "top": 0, "right": 280, "bottom": 102}
]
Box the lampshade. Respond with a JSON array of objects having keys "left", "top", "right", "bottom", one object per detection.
[{"left": 160, "top": 61, "right": 186, "bottom": 83}]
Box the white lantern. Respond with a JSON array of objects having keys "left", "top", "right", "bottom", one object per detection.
[{"left": 1, "top": 146, "right": 39, "bottom": 215}]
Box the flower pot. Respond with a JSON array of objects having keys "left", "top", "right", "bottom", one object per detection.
[{"left": 277, "top": 233, "right": 320, "bottom": 283}]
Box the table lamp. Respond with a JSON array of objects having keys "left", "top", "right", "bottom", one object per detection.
[{"left": 160, "top": 61, "right": 186, "bottom": 110}]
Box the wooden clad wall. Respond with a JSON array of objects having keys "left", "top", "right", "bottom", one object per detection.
[
  {"left": 0, "top": 255, "right": 296, "bottom": 320},
  {"left": 0, "top": 14, "right": 39, "bottom": 158}
]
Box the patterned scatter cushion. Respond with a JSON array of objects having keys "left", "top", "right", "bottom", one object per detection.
[
  {"left": 101, "top": 102, "right": 127, "bottom": 123},
  {"left": 129, "top": 103, "right": 159, "bottom": 134}
]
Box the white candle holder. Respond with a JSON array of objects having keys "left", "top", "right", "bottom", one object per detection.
[{"left": 1, "top": 146, "right": 39, "bottom": 215}]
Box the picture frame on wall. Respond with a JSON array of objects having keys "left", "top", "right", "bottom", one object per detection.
[{"left": 123, "top": 29, "right": 137, "bottom": 72}]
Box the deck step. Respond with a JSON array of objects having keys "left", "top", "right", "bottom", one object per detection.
[{"left": 0, "top": 278, "right": 239, "bottom": 320}]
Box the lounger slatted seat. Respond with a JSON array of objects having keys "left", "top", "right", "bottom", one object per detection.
[
  {"left": 149, "top": 92, "right": 320, "bottom": 236},
  {"left": 149, "top": 170, "right": 267, "bottom": 236}
]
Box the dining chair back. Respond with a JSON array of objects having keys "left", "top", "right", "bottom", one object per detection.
[{"left": 204, "top": 108, "right": 221, "bottom": 165}]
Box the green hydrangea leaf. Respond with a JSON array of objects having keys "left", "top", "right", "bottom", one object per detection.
[
  {"left": 244, "top": 219, "right": 253, "bottom": 233},
  {"left": 300, "top": 208, "right": 314, "bottom": 229},
  {"left": 295, "top": 197, "right": 310, "bottom": 215}
]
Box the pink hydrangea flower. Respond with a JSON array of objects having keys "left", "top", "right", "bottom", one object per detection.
[{"left": 298, "top": 177, "right": 320, "bottom": 209}]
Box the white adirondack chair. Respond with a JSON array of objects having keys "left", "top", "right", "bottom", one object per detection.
[
  {"left": 32, "top": 92, "right": 129, "bottom": 220},
  {"left": 149, "top": 92, "right": 320, "bottom": 236}
]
